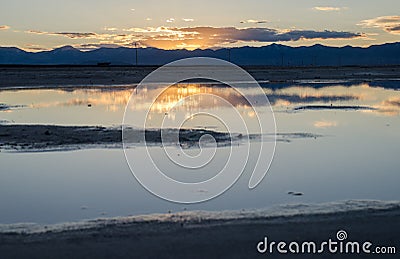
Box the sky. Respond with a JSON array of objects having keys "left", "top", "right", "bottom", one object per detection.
[{"left": 0, "top": 0, "right": 399, "bottom": 51}]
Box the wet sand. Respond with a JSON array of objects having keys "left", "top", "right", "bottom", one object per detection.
[
  {"left": 0, "top": 124, "right": 322, "bottom": 151},
  {"left": 0, "top": 206, "right": 399, "bottom": 258},
  {"left": 0, "top": 125, "right": 223, "bottom": 151},
  {"left": 0, "top": 65, "right": 399, "bottom": 88}
]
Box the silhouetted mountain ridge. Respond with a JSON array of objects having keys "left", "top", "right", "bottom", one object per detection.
[{"left": 0, "top": 43, "right": 399, "bottom": 66}]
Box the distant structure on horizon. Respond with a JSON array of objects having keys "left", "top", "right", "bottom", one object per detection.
[{"left": 0, "top": 42, "right": 399, "bottom": 66}]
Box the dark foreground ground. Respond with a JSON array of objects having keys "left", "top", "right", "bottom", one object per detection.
[
  {"left": 0, "top": 208, "right": 399, "bottom": 259},
  {"left": 0, "top": 124, "right": 323, "bottom": 151},
  {"left": 0, "top": 65, "right": 399, "bottom": 88}
]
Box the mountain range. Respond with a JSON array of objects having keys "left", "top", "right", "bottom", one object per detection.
[{"left": 0, "top": 42, "right": 399, "bottom": 66}]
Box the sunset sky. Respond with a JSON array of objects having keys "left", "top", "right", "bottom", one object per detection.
[{"left": 0, "top": 0, "right": 399, "bottom": 51}]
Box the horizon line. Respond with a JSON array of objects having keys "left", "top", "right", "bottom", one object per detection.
[{"left": 1, "top": 41, "right": 399, "bottom": 53}]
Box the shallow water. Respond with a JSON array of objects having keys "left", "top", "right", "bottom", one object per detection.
[{"left": 0, "top": 81, "right": 399, "bottom": 224}]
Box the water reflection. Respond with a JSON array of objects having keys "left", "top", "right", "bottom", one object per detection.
[
  {"left": 29, "top": 89, "right": 132, "bottom": 112},
  {"left": 313, "top": 120, "right": 338, "bottom": 128},
  {"left": 0, "top": 82, "right": 399, "bottom": 224},
  {"left": 0, "top": 82, "right": 399, "bottom": 126},
  {"left": 373, "top": 97, "right": 400, "bottom": 116}
]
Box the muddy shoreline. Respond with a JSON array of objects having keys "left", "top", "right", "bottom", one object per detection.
[
  {"left": 0, "top": 206, "right": 399, "bottom": 258},
  {"left": 0, "top": 124, "right": 323, "bottom": 151},
  {"left": 0, "top": 65, "right": 399, "bottom": 88}
]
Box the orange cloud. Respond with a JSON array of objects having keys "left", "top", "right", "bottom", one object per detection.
[
  {"left": 359, "top": 16, "right": 400, "bottom": 34},
  {"left": 25, "top": 26, "right": 363, "bottom": 50},
  {"left": 313, "top": 7, "right": 344, "bottom": 12},
  {"left": 139, "top": 26, "right": 362, "bottom": 49}
]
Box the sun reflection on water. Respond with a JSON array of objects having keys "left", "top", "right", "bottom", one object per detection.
[{"left": 0, "top": 82, "right": 399, "bottom": 127}]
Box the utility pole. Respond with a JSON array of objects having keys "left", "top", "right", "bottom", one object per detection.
[{"left": 134, "top": 42, "right": 138, "bottom": 66}]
